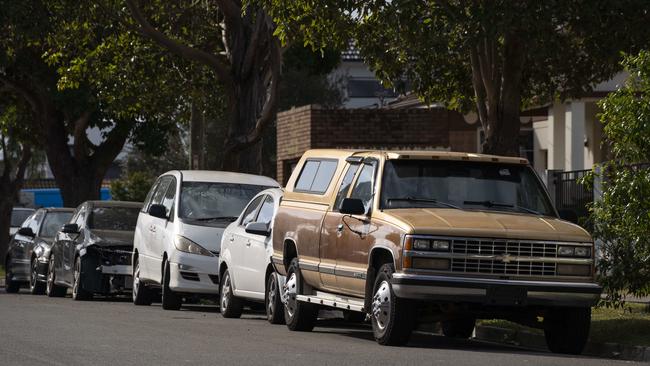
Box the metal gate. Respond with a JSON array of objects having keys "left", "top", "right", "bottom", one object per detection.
[{"left": 552, "top": 169, "right": 593, "bottom": 227}]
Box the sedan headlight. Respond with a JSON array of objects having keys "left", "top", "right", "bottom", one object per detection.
[
  {"left": 174, "top": 236, "right": 214, "bottom": 257},
  {"left": 411, "top": 238, "right": 450, "bottom": 252},
  {"left": 558, "top": 245, "right": 592, "bottom": 258}
]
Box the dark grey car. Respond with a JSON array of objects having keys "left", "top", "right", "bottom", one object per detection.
[
  {"left": 4, "top": 208, "right": 74, "bottom": 294},
  {"left": 46, "top": 200, "right": 142, "bottom": 300}
]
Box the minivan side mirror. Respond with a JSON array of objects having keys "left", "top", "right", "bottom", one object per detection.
[
  {"left": 148, "top": 204, "right": 168, "bottom": 219},
  {"left": 558, "top": 209, "right": 579, "bottom": 224},
  {"left": 245, "top": 222, "right": 271, "bottom": 236},
  {"left": 17, "top": 227, "right": 35, "bottom": 237},
  {"left": 61, "top": 223, "right": 79, "bottom": 234},
  {"left": 340, "top": 198, "right": 366, "bottom": 215}
]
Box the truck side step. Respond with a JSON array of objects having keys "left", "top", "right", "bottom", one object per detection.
[{"left": 296, "top": 291, "right": 365, "bottom": 312}]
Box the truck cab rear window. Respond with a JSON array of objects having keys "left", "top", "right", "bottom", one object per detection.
[{"left": 295, "top": 159, "right": 338, "bottom": 194}]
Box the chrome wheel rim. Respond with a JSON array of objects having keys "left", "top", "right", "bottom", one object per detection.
[
  {"left": 132, "top": 261, "right": 140, "bottom": 301},
  {"left": 46, "top": 257, "right": 54, "bottom": 294},
  {"left": 372, "top": 280, "right": 391, "bottom": 331},
  {"left": 267, "top": 275, "right": 277, "bottom": 318},
  {"left": 72, "top": 260, "right": 80, "bottom": 297},
  {"left": 30, "top": 259, "right": 38, "bottom": 290},
  {"left": 221, "top": 272, "right": 231, "bottom": 311},
  {"left": 283, "top": 272, "right": 297, "bottom": 318}
]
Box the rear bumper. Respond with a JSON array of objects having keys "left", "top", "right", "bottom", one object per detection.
[{"left": 391, "top": 273, "right": 602, "bottom": 308}]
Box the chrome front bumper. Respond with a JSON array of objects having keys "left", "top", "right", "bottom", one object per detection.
[{"left": 391, "top": 273, "right": 602, "bottom": 307}]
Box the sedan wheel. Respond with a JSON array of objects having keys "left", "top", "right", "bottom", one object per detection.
[
  {"left": 266, "top": 272, "right": 285, "bottom": 324},
  {"left": 46, "top": 255, "right": 66, "bottom": 298},
  {"left": 29, "top": 258, "right": 46, "bottom": 295},
  {"left": 72, "top": 256, "right": 92, "bottom": 301},
  {"left": 220, "top": 269, "right": 242, "bottom": 318}
]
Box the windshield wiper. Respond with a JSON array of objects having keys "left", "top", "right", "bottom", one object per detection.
[
  {"left": 387, "top": 197, "right": 461, "bottom": 209},
  {"left": 193, "top": 216, "right": 238, "bottom": 222},
  {"left": 463, "top": 200, "right": 543, "bottom": 215}
]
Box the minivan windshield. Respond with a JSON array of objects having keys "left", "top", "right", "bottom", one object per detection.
[
  {"left": 89, "top": 207, "right": 141, "bottom": 231},
  {"left": 179, "top": 182, "right": 272, "bottom": 226},
  {"left": 40, "top": 211, "right": 73, "bottom": 237},
  {"left": 380, "top": 160, "right": 556, "bottom": 216}
]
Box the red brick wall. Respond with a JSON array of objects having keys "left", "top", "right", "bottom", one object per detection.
[{"left": 276, "top": 105, "right": 477, "bottom": 184}]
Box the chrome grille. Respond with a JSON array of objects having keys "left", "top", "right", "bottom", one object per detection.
[{"left": 450, "top": 239, "right": 558, "bottom": 276}]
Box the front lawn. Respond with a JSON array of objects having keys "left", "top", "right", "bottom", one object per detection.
[{"left": 478, "top": 303, "right": 650, "bottom": 347}]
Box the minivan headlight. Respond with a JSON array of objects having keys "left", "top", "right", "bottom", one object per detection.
[{"left": 174, "top": 236, "right": 214, "bottom": 257}]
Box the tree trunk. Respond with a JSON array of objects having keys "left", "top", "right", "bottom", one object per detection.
[{"left": 0, "top": 199, "right": 13, "bottom": 264}]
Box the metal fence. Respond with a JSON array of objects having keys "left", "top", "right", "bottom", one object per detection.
[{"left": 552, "top": 169, "right": 593, "bottom": 228}]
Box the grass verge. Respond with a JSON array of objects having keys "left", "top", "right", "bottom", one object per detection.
[{"left": 478, "top": 303, "right": 650, "bottom": 347}]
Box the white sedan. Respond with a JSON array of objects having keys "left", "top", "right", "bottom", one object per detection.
[{"left": 218, "top": 188, "right": 285, "bottom": 323}]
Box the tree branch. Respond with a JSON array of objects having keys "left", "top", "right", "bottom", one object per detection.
[
  {"left": 0, "top": 76, "right": 42, "bottom": 115},
  {"left": 215, "top": 0, "right": 242, "bottom": 24},
  {"left": 72, "top": 110, "right": 92, "bottom": 162},
  {"left": 12, "top": 144, "right": 32, "bottom": 190},
  {"left": 91, "top": 121, "right": 132, "bottom": 171},
  {"left": 470, "top": 47, "right": 489, "bottom": 132},
  {"left": 125, "top": 0, "right": 234, "bottom": 89},
  {"left": 241, "top": 9, "right": 267, "bottom": 78}
]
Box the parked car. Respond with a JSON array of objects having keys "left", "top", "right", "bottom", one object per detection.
[
  {"left": 9, "top": 207, "right": 35, "bottom": 236},
  {"left": 132, "top": 170, "right": 279, "bottom": 310},
  {"left": 272, "top": 149, "right": 601, "bottom": 354},
  {"left": 46, "top": 201, "right": 142, "bottom": 300},
  {"left": 219, "top": 188, "right": 285, "bottom": 323},
  {"left": 4, "top": 208, "right": 74, "bottom": 294}
]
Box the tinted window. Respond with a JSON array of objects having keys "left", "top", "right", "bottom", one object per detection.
[
  {"left": 161, "top": 178, "right": 176, "bottom": 217},
  {"left": 255, "top": 196, "right": 275, "bottom": 225},
  {"left": 334, "top": 164, "right": 360, "bottom": 211},
  {"left": 350, "top": 163, "right": 376, "bottom": 214},
  {"left": 89, "top": 207, "right": 141, "bottom": 231},
  {"left": 11, "top": 209, "right": 34, "bottom": 227},
  {"left": 241, "top": 195, "right": 264, "bottom": 226},
  {"left": 179, "top": 182, "right": 272, "bottom": 227},
  {"left": 40, "top": 211, "right": 74, "bottom": 237},
  {"left": 295, "top": 159, "right": 338, "bottom": 194}
]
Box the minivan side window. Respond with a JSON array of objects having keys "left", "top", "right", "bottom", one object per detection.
[
  {"left": 161, "top": 178, "right": 177, "bottom": 218},
  {"left": 142, "top": 179, "right": 160, "bottom": 213},
  {"left": 150, "top": 176, "right": 172, "bottom": 209},
  {"left": 294, "top": 159, "right": 338, "bottom": 194},
  {"left": 350, "top": 163, "right": 376, "bottom": 214},
  {"left": 333, "top": 163, "right": 361, "bottom": 211},
  {"left": 255, "top": 196, "right": 275, "bottom": 225}
]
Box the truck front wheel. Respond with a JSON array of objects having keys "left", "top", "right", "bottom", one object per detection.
[
  {"left": 371, "top": 263, "right": 415, "bottom": 346},
  {"left": 283, "top": 258, "right": 318, "bottom": 331},
  {"left": 544, "top": 307, "right": 591, "bottom": 354}
]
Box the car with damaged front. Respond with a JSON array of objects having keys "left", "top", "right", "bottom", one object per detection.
[
  {"left": 46, "top": 201, "right": 142, "bottom": 300},
  {"left": 4, "top": 208, "right": 74, "bottom": 294}
]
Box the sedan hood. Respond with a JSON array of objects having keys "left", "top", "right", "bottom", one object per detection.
[
  {"left": 386, "top": 208, "right": 591, "bottom": 242},
  {"left": 178, "top": 222, "right": 225, "bottom": 253},
  {"left": 87, "top": 229, "right": 135, "bottom": 247}
]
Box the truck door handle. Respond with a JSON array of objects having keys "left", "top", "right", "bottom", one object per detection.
[{"left": 337, "top": 224, "right": 344, "bottom": 232}]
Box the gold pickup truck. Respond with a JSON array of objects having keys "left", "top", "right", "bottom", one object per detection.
[{"left": 272, "top": 149, "right": 601, "bottom": 354}]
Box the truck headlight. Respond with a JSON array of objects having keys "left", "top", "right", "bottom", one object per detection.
[
  {"left": 174, "top": 236, "right": 214, "bottom": 257},
  {"left": 558, "top": 245, "right": 591, "bottom": 258},
  {"left": 412, "top": 238, "right": 450, "bottom": 251}
]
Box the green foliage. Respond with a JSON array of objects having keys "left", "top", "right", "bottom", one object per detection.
[
  {"left": 592, "top": 51, "right": 650, "bottom": 304},
  {"left": 110, "top": 171, "right": 155, "bottom": 202}
]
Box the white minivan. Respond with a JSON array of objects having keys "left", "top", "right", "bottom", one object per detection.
[
  {"left": 219, "top": 188, "right": 285, "bottom": 323},
  {"left": 132, "top": 170, "right": 279, "bottom": 310}
]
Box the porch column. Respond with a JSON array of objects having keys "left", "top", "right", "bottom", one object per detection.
[{"left": 564, "top": 101, "right": 586, "bottom": 171}]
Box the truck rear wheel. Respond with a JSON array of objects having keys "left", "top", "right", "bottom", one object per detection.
[
  {"left": 371, "top": 263, "right": 415, "bottom": 346},
  {"left": 283, "top": 258, "right": 317, "bottom": 331},
  {"left": 544, "top": 307, "right": 591, "bottom": 354}
]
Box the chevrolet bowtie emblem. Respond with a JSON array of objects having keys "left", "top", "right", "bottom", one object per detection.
[{"left": 496, "top": 253, "right": 515, "bottom": 263}]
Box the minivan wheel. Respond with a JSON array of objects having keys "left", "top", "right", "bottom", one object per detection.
[
  {"left": 72, "top": 256, "right": 93, "bottom": 301},
  {"left": 283, "top": 258, "right": 318, "bottom": 331},
  {"left": 220, "top": 269, "right": 243, "bottom": 318},
  {"left": 161, "top": 260, "right": 182, "bottom": 310},
  {"left": 371, "top": 263, "right": 415, "bottom": 346},
  {"left": 441, "top": 317, "right": 476, "bottom": 339},
  {"left": 29, "top": 257, "right": 46, "bottom": 295},
  {"left": 5, "top": 259, "right": 20, "bottom": 293},
  {"left": 132, "top": 257, "right": 152, "bottom": 306},
  {"left": 544, "top": 307, "right": 591, "bottom": 354},
  {"left": 266, "top": 272, "right": 285, "bottom": 324},
  {"left": 46, "top": 255, "right": 66, "bottom": 298}
]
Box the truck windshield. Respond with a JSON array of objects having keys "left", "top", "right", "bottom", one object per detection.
[{"left": 380, "top": 159, "right": 556, "bottom": 216}]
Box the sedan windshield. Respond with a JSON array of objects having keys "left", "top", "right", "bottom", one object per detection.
[
  {"left": 89, "top": 207, "right": 140, "bottom": 231},
  {"left": 179, "top": 182, "right": 272, "bottom": 226},
  {"left": 380, "top": 160, "right": 556, "bottom": 216},
  {"left": 40, "top": 211, "right": 73, "bottom": 237}
]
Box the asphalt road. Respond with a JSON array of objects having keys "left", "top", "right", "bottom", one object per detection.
[{"left": 0, "top": 289, "right": 635, "bottom": 366}]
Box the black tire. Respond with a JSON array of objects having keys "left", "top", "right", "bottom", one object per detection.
[
  {"left": 441, "top": 317, "right": 476, "bottom": 339},
  {"left": 544, "top": 307, "right": 591, "bottom": 354},
  {"left": 343, "top": 310, "right": 367, "bottom": 323},
  {"left": 284, "top": 258, "right": 318, "bottom": 331},
  {"left": 132, "top": 256, "right": 152, "bottom": 306},
  {"left": 46, "top": 255, "right": 66, "bottom": 298},
  {"left": 5, "top": 259, "right": 20, "bottom": 293},
  {"left": 29, "top": 257, "right": 46, "bottom": 295},
  {"left": 220, "top": 268, "right": 243, "bottom": 318},
  {"left": 265, "top": 272, "right": 285, "bottom": 324},
  {"left": 72, "top": 256, "right": 93, "bottom": 301},
  {"left": 370, "top": 263, "right": 416, "bottom": 346},
  {"left": 161, "top": 260, "right": 182, "bottom": 310}
]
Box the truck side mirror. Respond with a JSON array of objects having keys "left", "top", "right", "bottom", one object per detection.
[{"left": 340, "top": 198, "right": 366, "bottom": 215}]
